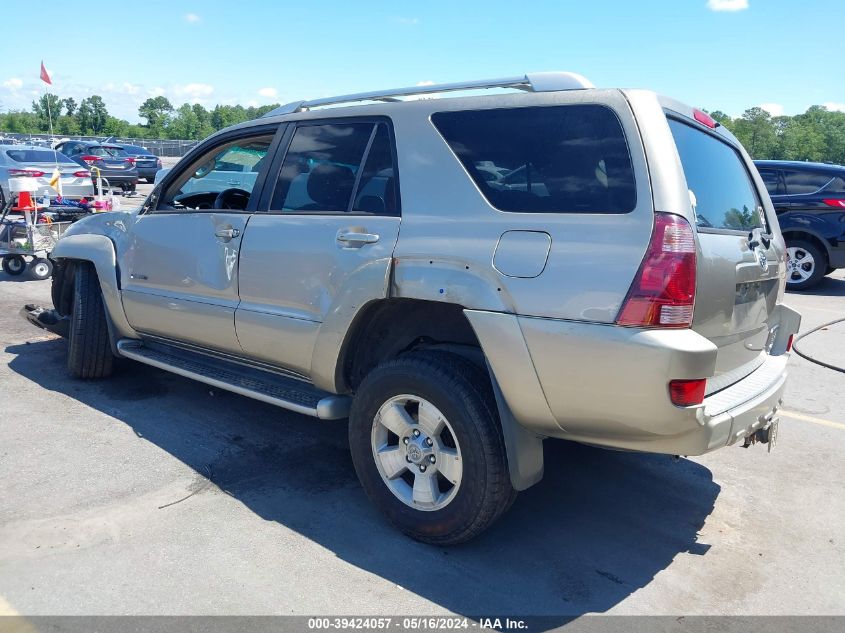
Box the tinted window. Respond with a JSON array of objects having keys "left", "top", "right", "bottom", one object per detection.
[
  {"left": 103, "top": 146, "right": 130, "bottom": 157},
  {"left": 432, "top": 105, "right": 636, "bottom": 213},
  {"left": 669, "top": 119, "right": 763, "bottom": 231},
  {"left": 271, "top": 122, "right": 374, "bottom": 213},
  {"left": 122, "top": 145, "right": 149, "bottom": 155},
  {"left": 783, "top": 170, "right": 834, "bottom": 194},
  {"left": 352, "top": 124, "right": 398, "bottom": 215},
  {"left": 6, "top": 149, "right": 76, "bottom": 164},
  {"left": 758, "top": 169, "right": 783, "bottom": 196},
  {"left": 821, "top": 176, "right": 845, "bottom": 194}
]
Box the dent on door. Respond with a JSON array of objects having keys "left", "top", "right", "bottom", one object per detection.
[{"left": 121, "top": 212, "right": 249, "bottom": 353}]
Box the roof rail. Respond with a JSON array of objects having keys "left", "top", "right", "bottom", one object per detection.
[{"left": 263, "top": 71, "right": 594, "bottom": 117}]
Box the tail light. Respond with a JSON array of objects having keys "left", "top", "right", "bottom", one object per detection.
[
  {"left": 125, "top": 157, "right": 136, "bottom": 164},
  {"left": 80, "top": 155, "right": 101, "bottom": 164},
  {"left": 822, "top": 199, "right": 845, "bottom": 209},
  {"left": 73, "top": 170, "right": 91, "bottom": 178},
  {"left": 616, "top": 213, "right": 697, "bottom": 328},
  {"left": 9, "top": 169, "right": 46, "bottom": 177},
  {"left": 669, "top": 379, "right": 706, "bottom": 407},
  {"left": 786, "top": 334, "right": 794, "bottom": 352}
]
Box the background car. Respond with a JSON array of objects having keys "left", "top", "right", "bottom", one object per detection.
[
  {"left": 0, "top": 144, "right": 94, "bottom": 201},
  {"left": 54, "top": 141, "right": 139, "bottom": 193},
  {"left": 113, "top": 143, "right": 162, "bottom": 183},
  {"left": 755, "top": 160, "right": 845, "bottom": 289}
]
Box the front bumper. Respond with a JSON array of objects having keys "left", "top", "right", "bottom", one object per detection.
[{"left": 466, "top": 305, "right": 800, "bottom": 456}]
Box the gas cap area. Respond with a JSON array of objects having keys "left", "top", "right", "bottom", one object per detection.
[{"left": 493, "top": 230, "right": 552, "bottom": 278}]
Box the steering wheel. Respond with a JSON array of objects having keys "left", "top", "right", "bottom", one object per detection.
[{"left": 214, "top": 188, "right": 251, "bottom": 210}]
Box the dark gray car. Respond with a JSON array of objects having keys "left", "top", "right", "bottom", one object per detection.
[{"left": 54, "top": 141, "right": 139, "bottom": 192}]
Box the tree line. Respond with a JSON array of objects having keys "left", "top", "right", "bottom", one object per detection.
[
  {"left": 0, "top": 94, "right": 280, "bottom": 140},
  {"left": 2, "top": 93, "right": 845, "bottom": 165}
]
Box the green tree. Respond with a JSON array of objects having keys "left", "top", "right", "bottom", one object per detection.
[
  {"left": 62, "top": 97, "right": 77, "bottom": 117},
  {"left": 732, "top": 107, "right": 778, "bottom": 158},
  {"left": 138, "top": 96, "right": 174, "bottom": 133},
  {"left": 32, "top": 93, "right": 63, "bottom": 131}
]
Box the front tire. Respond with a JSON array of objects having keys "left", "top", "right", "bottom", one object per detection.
[
  {"left": 67, "top": 262, "right": 114, "bottom": 378},
  {"left": 785, "top": 240, "right": 827, "bottom": 290},
  {"left": 349, "top": 352, "right": 515, "bottom": 545},
  {"left": 2, "top": 255, "right": 26, "bottom": 276}
]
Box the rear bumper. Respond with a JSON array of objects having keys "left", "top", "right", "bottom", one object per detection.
[
  {"left": 134, "top": 167, "right": 158, "bottom": 179},
  {"left": 466, "top": 305, "right": 800, "bottom": 456}
]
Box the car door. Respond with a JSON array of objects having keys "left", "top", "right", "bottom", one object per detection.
[
  {"left": 235, "top": 119, "right": 401, "bottom": 377},
  {"left": 120, "top": 125, "right": 282, "bottom": 353}
]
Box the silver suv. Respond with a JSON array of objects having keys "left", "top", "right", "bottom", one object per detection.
[{"left": 38, "top": 72, "right": 801, "bottom": 544}]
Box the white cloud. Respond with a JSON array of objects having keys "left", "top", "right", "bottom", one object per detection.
[
  {"left": 823, "top": 102, "right": 845, "bottom": 113},
  {"left": 3, "top": 77, "right": 23, "bottom": 91},
  {"left": 149, "top": 86, "right": 166, "bottom": 97},
  {"left": 416, "top": 80, "right": 435, "bottom": 86},
  {"left": 184, "top": 13, "right": 201, "bottom": 23},
  {"left": 103, "top": 82, "right": 141, "bottom": 95},
  {"left": 706, "top": 0, "right": 749, "bottom": 11},
  {"left": 394, "top": 17, "right": 419, "bottom": 25},
  {"left": 759, "top": 103, "right": 784, "bottom": 117},
  {"left": 172, "top": 83, "right": 214, "bottom": 101},
  {"left": 257, "top": 87, "right": 277, "bottom": 98}
]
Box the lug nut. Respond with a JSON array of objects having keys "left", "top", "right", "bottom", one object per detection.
[
  {"left": 403, "top": 437, "right": 410, "bottom": 445},
  {"left": 419, "top": 465, "right": 427, "bottom": 472},
  {"left": 425, "top": 437, "right": 433, "bottom": 446},
  {"left": 413, "top": 429, "right": 420, "bottom": 437},
  {"left": 406, "top": 456, "right": 412, "bottom": 463},
  {"left": 429, "top": 455, "right": 436, "bottom": 464}
]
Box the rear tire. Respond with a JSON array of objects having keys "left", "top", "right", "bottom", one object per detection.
[
  {"left": 349, "top": 351, "right": 516, "bottom": 545},
  {"left": 30, "top": 257, "right": 53, "bottom": 280},
  {"left": 2, "top": 255, "right": 26, "bottom": 276},
  {"left": 785, "top": 240, "right": 826, "bottom": 291},
  {"left": 67, "top": 262, "right": 114, "bottom": 379}
]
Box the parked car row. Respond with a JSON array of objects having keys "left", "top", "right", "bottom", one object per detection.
[{"left": 0, "top": 141, "right": 163, "bottom": 203}]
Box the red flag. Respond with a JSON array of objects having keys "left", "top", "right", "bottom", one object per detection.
[{"left": 40, "top": 61, "right": 52, "bottom": 85}]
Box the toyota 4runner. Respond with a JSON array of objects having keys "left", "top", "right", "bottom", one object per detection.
[{"left": 30, "top": 72, "right": 801, "bottom": 544}]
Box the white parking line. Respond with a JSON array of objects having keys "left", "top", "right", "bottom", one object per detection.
[{"left": 781, "top": 410, "right": 845, "bottom": 430}]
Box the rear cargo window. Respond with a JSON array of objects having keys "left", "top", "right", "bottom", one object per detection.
[
  {"left": 668, "top": 119, "right": 764, "bottom": 231},
  {"left": 432, "top": 105, "right": 636, "bottom": 213}
]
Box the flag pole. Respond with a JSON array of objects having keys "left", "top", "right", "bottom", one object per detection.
[{"left": 41, "top": 61, "right": 62, "bottom": 199}]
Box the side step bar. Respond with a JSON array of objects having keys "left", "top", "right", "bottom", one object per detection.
[{"left": 116, "top": 339, "right": 350, "bottom": 420}]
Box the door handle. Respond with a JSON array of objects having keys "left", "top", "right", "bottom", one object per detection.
[
  {"left": 215, "top": 227, "right": 240, "bottom": 240},
  {"left": 337, "top": 231, "right": 379, "bottom": 246}
]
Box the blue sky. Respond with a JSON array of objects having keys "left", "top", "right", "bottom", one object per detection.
[{"left": 1, "top": 0, "right": 842, "bottom": 123}]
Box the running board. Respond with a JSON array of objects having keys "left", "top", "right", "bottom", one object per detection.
[{"left": 116, "top": 339, "right": 350, "bottom": 420}]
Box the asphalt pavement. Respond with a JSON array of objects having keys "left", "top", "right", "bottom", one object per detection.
[{"left": 0, "top": 261, "right": 843, "bottom": 620}]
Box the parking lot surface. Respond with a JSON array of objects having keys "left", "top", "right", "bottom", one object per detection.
[{"left": 0, "top": 264, "right": 843, "bottom": 619}]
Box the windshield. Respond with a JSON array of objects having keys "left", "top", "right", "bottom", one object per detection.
[{"left": 6, "top": 149, "right": 76, "bottom": 164}]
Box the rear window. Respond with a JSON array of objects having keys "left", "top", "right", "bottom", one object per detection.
[
  {"left": 103, "top": 146, "right": 129, "bottom": 157},
  {"left": 432, "top": 105, "right": 636, "bottom": 213},
  {"left": 6, "top": 149, "right": 75, "bottom": 164},
  {"left": 821, "top": 176, "right": 845, "bottom": 194},
  {"left": 668, "top": 118, "right": 764, "bottom": 231}
]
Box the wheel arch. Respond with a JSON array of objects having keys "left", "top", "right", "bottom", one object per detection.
[
  {"left": 51, "top": 234, "right": 138, "bottom": 349},
  {"left": 781, "top": 230, "right": 831, "bottom": 264},
  {"left": 335, "top": 298, "right": 547, "bottom": 490}
]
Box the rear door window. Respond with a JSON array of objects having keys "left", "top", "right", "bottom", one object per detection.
[
  {"left": 432, "top": 104, "right": 636, "bottom": 213},
  {"left": 783, "top": 170, "right": 835, "bottom": 195},
  {"left": 757, "top": 169, "right": 784, "bottom": 196},
  {"left": 270, "top": 120, "right": 399, "bottom": 215},
  {"left": 668, "top": 118, "right": 764, "bottom": 231}
]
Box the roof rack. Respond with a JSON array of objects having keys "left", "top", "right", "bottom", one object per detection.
[{"left": 263, "top": 71, "right": 594, "bottom": 117}]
